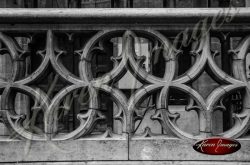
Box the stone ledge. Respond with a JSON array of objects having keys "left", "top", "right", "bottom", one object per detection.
[
  {"left": 129, "top": 139, "right": 250, "bottom": 161},
  {"left": 0, "top": 139, "right": 128, "bottom": 162},
  {"left": 0, "top": 138, "right": 250, "bottom": 162},
  {"left": 0, "top": 8, "right": 249, "bottom": 24},
  {"left": 1, "top": 161, "right": 250, "bottom": 165}
]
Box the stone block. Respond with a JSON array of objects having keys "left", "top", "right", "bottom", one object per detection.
[
  {"left": 0, "top": 138, "right": 128, "bottom": 162},
  {"left": 129, "top": 138, "right": 250, "bottom": 161}
]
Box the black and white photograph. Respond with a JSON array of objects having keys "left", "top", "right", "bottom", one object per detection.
[{"left": 0, "top": 0, "right": 249, "bottom": 164}]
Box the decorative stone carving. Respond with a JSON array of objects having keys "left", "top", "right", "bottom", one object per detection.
[{"left": 0, "top": 29, "right": 249, "bottom": 141}]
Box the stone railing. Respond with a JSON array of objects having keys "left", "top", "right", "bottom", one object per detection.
[{"left": 0, "top": 8, "right": 250, "bottom": 163}]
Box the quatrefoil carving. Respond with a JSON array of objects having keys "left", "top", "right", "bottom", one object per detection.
[{"left": 0, "top": 30, "right": 250, "bottom": 141}]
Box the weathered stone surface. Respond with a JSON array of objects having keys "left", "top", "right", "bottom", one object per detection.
[
  {"left": 0, "top": 8, "right": 248, "bottom": 24},
  {"left": 0, "top": 7, "right": 249, "bottom": 165},
  {"left": 129, "top": 138, "right": 250, "bottom": 161},
  {"left": 0, "top": 138, "right": 128, "bottom": 162},
  {"left": 1, "top": 161, "right": 250, "bottom": 165}
]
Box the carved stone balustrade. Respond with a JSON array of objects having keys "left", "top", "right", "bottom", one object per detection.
[{"left": 0, "top": 8, "right": 250, "bottom": 163}]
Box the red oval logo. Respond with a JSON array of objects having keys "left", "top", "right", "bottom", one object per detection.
[{"left": 193, "top": 137, "right": 241, "bottom": 155}]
